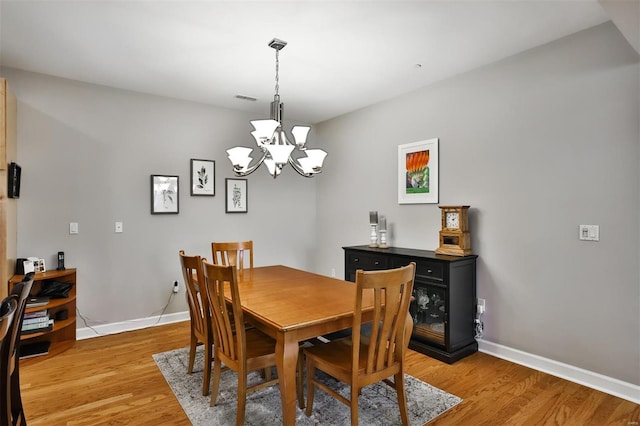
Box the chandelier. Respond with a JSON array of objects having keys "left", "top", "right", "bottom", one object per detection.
[{"left": 226, "top": 38, "right": 327, "bottom": 179}]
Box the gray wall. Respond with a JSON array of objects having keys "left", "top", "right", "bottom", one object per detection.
[
  {"left": 314, "top": 22, "right": 639, "bottom": 385},
  {"left": 0, "top": 68, "right": 320, "bottom": 324},
  {"left": 1, "top": 21, "right": 638, "bottom": 386}
]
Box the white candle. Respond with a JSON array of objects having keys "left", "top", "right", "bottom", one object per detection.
[
  {"left": 369, "top": 211, "right": 378, "bottom": 225},
  {"left": 379, "top": 216, "right": 387, "bottom": 231}
]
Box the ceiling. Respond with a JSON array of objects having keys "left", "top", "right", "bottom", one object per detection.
[{"left": 0, "top": 1, "right": 611, "bottom": 124}]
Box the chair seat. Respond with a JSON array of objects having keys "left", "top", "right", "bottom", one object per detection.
[{"left": 243, "top": 329, "right": 277, "bottom": 366}]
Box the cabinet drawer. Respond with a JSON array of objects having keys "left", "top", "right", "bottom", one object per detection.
[
  {"left": 414, "top": 260, "right": 444, "bottom": 281},
  {"left": 347, "top": 252, "right": 388, "bottom": 270},
  {"left": 390, "top": 257, "right": 443, "bottom": 281}
]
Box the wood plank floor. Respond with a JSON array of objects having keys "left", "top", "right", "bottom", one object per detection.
[{"left": 19, "top": 321, "right": 639, "bottom": 425}]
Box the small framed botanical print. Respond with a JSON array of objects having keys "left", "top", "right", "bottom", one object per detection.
[
  {"left": 151, "top": 175, "right": 179, "bottom": 214},
  {"left": 225, "top": 178, "right": 248, "bottom": 213},
  {"left": 190, "top": 159, "right": 215, "bottom": 196}
]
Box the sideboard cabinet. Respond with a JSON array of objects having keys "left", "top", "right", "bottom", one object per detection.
[{"left": 343, "top": 245, "right": 478, "bottom": 363}]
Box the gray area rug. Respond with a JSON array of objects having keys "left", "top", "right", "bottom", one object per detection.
[{"left": 153, "top": 346, "right": 462, "bottom": 425}]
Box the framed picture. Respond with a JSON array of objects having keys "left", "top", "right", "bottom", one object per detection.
[
  {"left": 151, "top": 175, "right": 179, "bottom": 214},
  {"left": 398, "top": 138, "right": 439, "bottom": 204},
  {"left": 190, "top": 159, "right": 215, "bottom": 196},
  {"left": 225, "top": 178, "right": 248, "bottom": 213}
]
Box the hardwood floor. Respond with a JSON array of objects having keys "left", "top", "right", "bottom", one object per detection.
[{"left": 19, "top": 321, "right": 639, "bottom": 425}]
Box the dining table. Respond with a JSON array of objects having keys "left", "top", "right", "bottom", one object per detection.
[{"left": 234, "top": 265, "right": 376, "bottom": 426}]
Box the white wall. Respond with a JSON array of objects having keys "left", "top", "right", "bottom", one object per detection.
[
  {"left": 0, "top": 68, "right": 320, "bottom": 325},
  {"left": 314, "top": 22, "right": 640, "bottom": 385}
]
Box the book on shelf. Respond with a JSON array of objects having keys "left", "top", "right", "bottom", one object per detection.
[
  {"left": 26, "top": 296, "right": 50, "bottom": 308},
  {"left": 24, "top": 309, "right": 48, "bottom": 319},
  {"left": 22, "top": 315, "right": 50, "bottom": 327},
  {"left": 19, "top": 341, "right": 51, "bottom": 359},
  {"left": 21, "top": 319, "right": 54, "bottom": 334}
]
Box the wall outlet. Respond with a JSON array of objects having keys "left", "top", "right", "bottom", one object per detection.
[
  {"left": 477, "top": 298, "right": 486, "bottom": 314},
  {"left": 173, "top": 280, "right": 179, "bottom": 293}
]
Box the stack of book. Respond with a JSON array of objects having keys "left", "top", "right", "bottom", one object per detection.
[{"left": 22, "top": 309, "right": 54, "bottom": 334}]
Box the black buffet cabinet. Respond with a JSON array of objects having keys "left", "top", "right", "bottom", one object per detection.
[{"left": 343, "top": 245, "right": 478, "bottom": 364}]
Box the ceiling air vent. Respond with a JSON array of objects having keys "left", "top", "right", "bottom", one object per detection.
[{"left": 235, "top": 94, "right": 257, "bottom": 102}]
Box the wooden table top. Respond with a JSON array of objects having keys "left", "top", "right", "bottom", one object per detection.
[{"left": 235, "top": 265, "right": 374, "bottom": 333}]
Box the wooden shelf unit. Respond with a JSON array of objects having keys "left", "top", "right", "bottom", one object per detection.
[{"left": 9, "top": 268, "right": 77, "bottom": 358}]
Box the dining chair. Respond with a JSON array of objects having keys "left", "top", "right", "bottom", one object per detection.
[
  {"left": 211, "top": 241, "right": 253, "bottom": 273},
  {"left": 202, "top": 261, "right": 303, "bottom": 425},
  {"left": 1, "top": 272, "right": 34, "bottom": 426},
  {"left": 179, "top": 250, "right": 213, "bottom": 396},
  {"left": 303, "top": 262, "right": 416, "bottom": 426},
  {"left": 0, "top": 297, "right": 17, "bottom": 426}
]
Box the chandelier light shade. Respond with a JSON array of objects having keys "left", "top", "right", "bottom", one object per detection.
[{"left": 227, "top": 38, "right": 327, "bottom": 178}]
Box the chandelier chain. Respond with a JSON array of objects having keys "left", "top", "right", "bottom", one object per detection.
[{"left": 274, "top": 49, "right": 280, "bottom": 96}]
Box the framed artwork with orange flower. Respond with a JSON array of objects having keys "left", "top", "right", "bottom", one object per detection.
[{"left": 397, "top": 138, "right": 439, "bottom": 204}]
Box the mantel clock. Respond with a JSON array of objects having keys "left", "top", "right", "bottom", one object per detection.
[{"left": 436, "top": 205, "right": 472, "bottom": 256}]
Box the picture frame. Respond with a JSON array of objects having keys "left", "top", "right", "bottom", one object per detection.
[
  {"left": 398, "top": 138, "right": 439, "bottom": 204},
  {"left": 151, "top": 175, "right": 179, "bottom": 214},
  {"left": 225, "top": 178, "right": 248, "bottom": 213},
  {"left": 190, "top": 159, "right": 215, "bottom": 196}
]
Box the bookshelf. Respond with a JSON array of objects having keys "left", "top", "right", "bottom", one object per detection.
[{"left": 9, "top": 268, "right": 77, "bottom": 358}]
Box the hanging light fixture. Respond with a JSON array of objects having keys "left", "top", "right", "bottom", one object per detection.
[{"left": 227, "top": 38, "right": 327, "bottom": 179}]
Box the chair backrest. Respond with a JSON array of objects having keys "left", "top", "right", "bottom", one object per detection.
[
  {"left": 0, "top": 297, "right": 17, "bottom": 425},
  {"left": 202, "top": 261, "right": 246, "bottom": 364},
  {"left": 0, "top": 297, "right": 17, "bottom": 343},
  {"left": 211, "top": 241, "right": 254, "bottom": 272},
  {"left": 352, "top": 262, "right": 415, "bottom": 376},
  {"left": 7, "top": 274, "right": 34, "bottom": 359},
  {"left": 179, "top": 250, "right": 210, "bottom": 336}
]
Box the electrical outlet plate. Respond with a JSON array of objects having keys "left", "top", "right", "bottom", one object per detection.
[{"left": 477, "top": 298, "right": 485, "bottom": 314}]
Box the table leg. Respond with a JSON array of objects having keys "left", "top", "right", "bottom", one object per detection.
[{"left": 276, "top": 332, "right": 299, "bottom": 426}]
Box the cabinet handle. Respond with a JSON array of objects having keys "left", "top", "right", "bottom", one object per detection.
[
  {"left": 374, "top": 261, "right": 380, "bottom": 265},
  {"left": 354, "top": 258, "right": 359, "bottom": 262},
  {"left": 427, "top": 269, "right": 432, "bottom": 273}
]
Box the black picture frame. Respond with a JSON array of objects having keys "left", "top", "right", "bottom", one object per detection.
[
  {"left": 151, "top": 175, "right": 179, "bottom": 214},
  {"left": 8, "top": 162, "right": 21, "bottom": 199},
  {"left": 190, "top": 159, "right": 215, "bottom": 196},
  {"left": 225, "top": 178, "right": 248, "bottom": 213}
]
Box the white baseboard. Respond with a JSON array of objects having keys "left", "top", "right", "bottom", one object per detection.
[
  {"left": 76, "top": 311, "right": 190, "bottom": 340},
  {"left": 478, "top": 339, "right": 640, "bottom": 404}
]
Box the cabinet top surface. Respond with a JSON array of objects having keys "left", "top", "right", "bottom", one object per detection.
[
  {"left": 10, "top": 268, "right": 77, "bottom": 283},
  {"left": 343, "top": 245, "right": 477, "bottom": 262}
]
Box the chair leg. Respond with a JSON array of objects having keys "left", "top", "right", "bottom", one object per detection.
[
  {"left": 236, "top": 372, "right": 247, "bottom": 426},
  {"left": 264, "top": 366, "right": 272, "bottom": 381},
  {"left": 202, "top": 342, "right": 212, "bottom": 396},
  {"left": 395, "top": 372, "right": 409, "bottom": 426},
  {"left": 350, "top": 385, "right": 359, "bottom": 426},
  {"left": 304, "top": 358, "right": 315, "bottom": 417},
  {"left": 210, "top": 358, "right": 222, "bottom": 407},
  {"left": 297, "top": 351, "right": 304, "bottom": 409},
  {"left": 187, "top": 333, "right": 197, "bottom": 374}
]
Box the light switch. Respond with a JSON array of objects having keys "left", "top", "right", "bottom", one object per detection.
[
  {"left": 69, "top": 222, "right": 79, "bottom": 235},
  {"left": 579, "top": 225, "right": 599, "bottom": 241},
  {"left": 115, "top": 222, "right": 123, "bottom": 233}
]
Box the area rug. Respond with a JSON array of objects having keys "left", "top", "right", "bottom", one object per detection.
[{"left": 153, "top": 346, "right": 462, "bottom": 425}]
